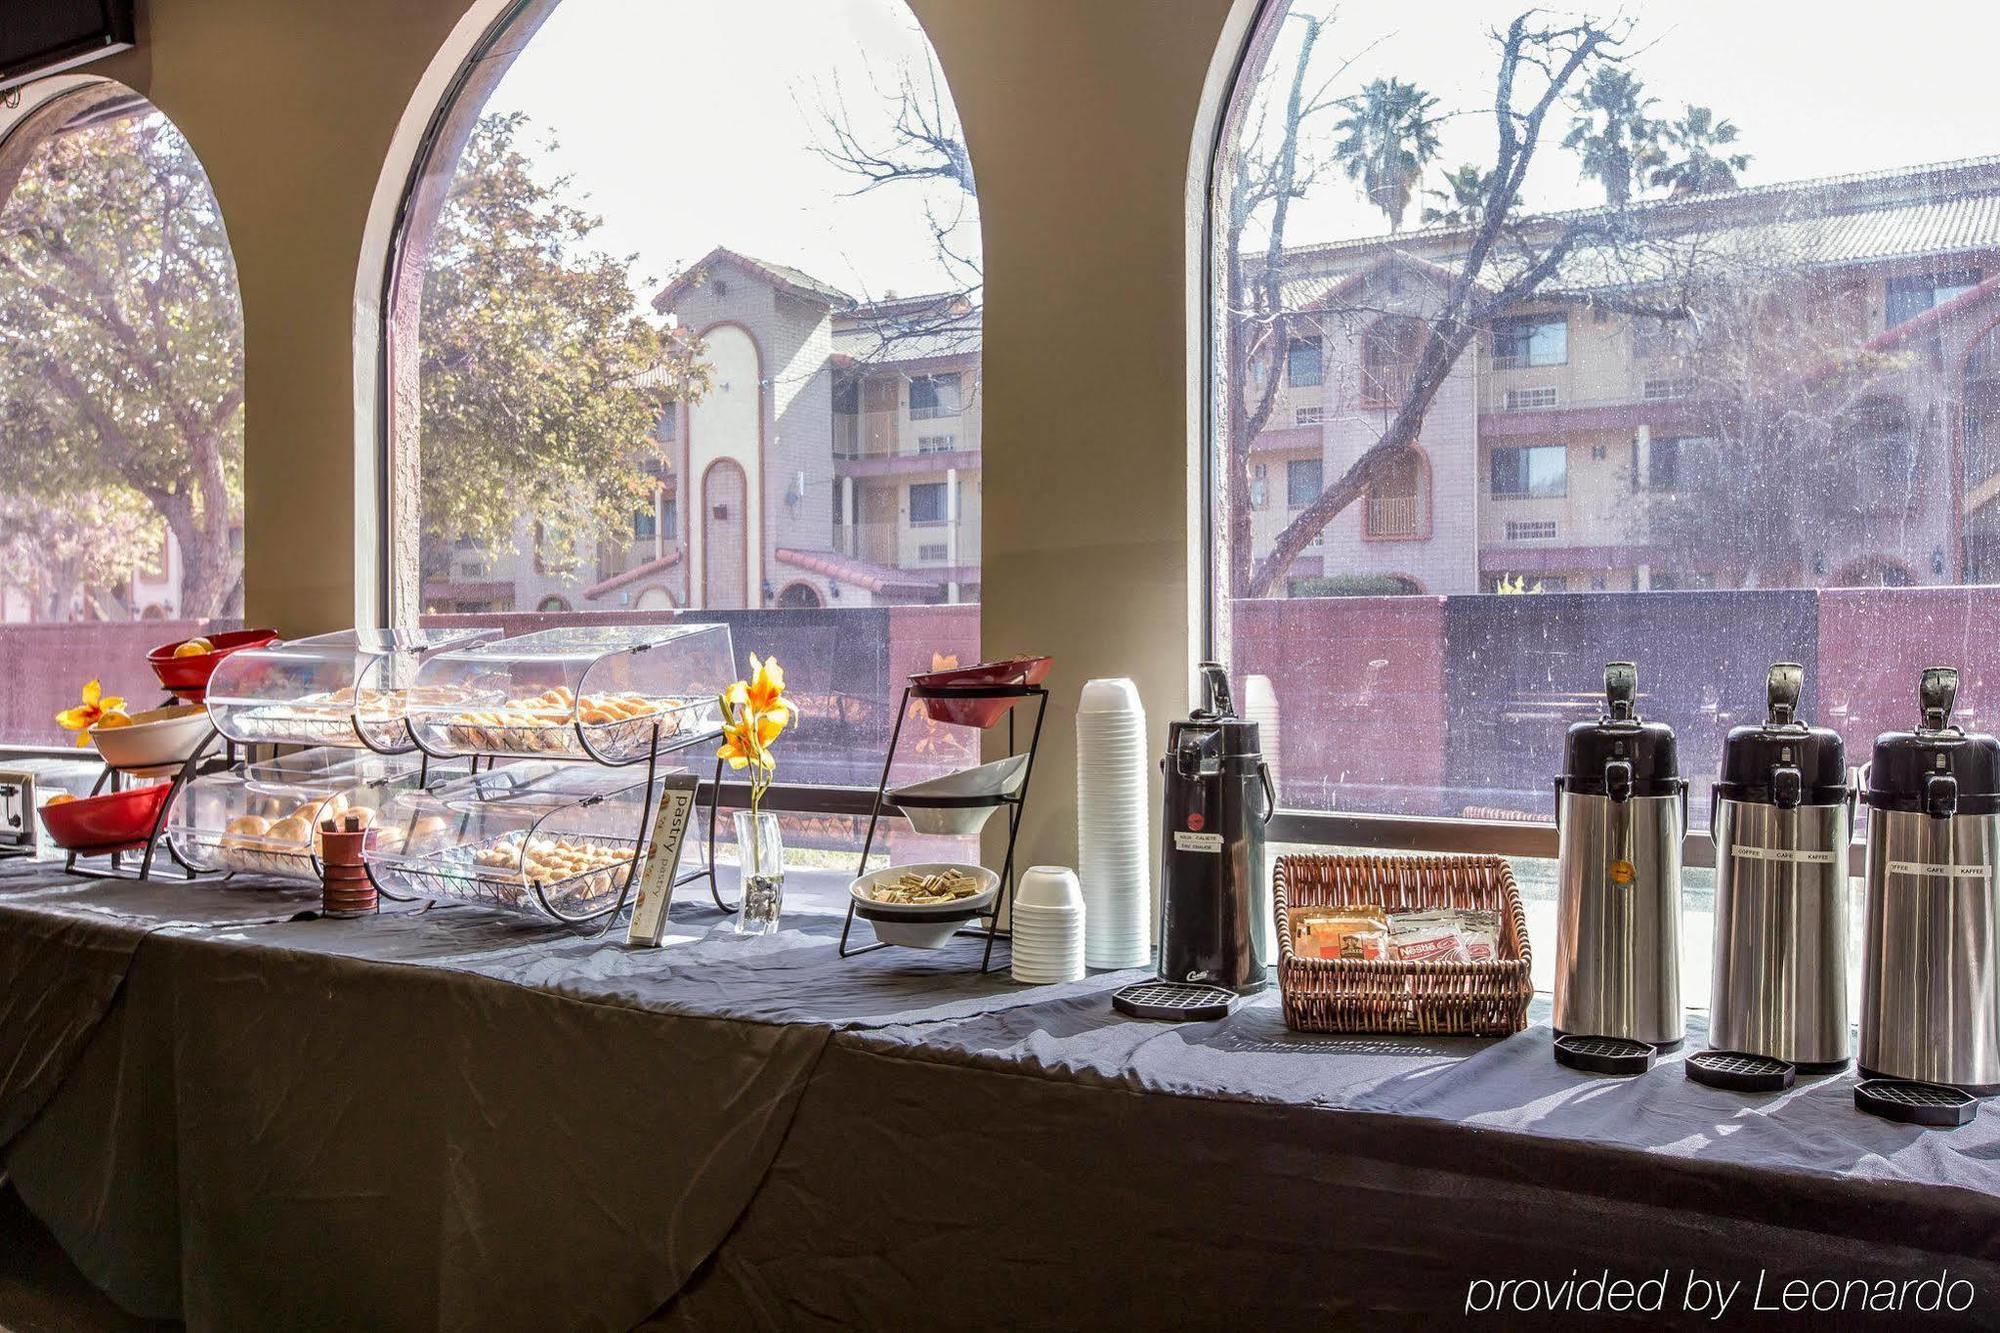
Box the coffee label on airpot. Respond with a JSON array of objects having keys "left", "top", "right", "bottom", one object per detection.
[
  {"left": 1174, "top": 831, "right": 1225, "bottom": 853},
  {"left": 1730, "top": 844, "right": 1840, "bottom": 866},
  {"left": 1888, "top": 859, "right": 1993, "bottom": 882}
]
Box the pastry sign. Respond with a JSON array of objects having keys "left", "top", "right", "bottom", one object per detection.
[{"left": 626, "top": 772, "right": 702, "bottom": 947}]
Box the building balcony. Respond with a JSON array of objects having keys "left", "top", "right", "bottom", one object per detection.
[
  {"left": 1359, "top": 362, "right": 1415, "bottom": 409},
  {"left": 833, "top": 446, "right": 981, "bottom": 479},
  {"left": 1364, "top": 494, "right": 1424, "bottom": 539}
]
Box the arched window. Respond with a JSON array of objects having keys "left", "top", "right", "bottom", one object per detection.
[
  {"left": 1203, "top": 1, "right": 2000, "bottom": 983},
  {"left": 1359, "top": 317, "right": 1425, "bottom": 407},
  {"left": 1363, "top": 449, "right": 1428, "bottom": 540},
  {"left": 0, "top": 82, "right": 244, "bottom": 745},
  {"left": 380, "top": 0, "right": 980, "bottom": 792}
]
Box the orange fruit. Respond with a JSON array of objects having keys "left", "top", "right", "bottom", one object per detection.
[
  {"left": 45, "top": 793, "right": 78, "bottom": 806},
  {"left": 173, "top": 637, "right": 215, "bottom": 658}
]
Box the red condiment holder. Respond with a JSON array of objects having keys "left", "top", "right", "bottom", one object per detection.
[{"left": 319, "top": 815, "right": 376, "bottom": 918}]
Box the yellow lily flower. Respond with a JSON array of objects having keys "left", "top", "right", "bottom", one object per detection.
[
  {"left": 56, "top": 678, "right": 128, "bottom": 745},
  {"left": 745, "top": 654, "right": 787, "bottom": 714}
]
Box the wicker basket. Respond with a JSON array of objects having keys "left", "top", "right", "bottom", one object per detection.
[{"left": 1274, "top": 853, "right": 1533, "bottom": 1037}]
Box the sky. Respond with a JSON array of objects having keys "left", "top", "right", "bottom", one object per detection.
[
  {"left": 465, "top": 0, "right": 976, "bottom": 311},
  {"left": 448, "top": 0, "right": 2000, "bottom": 308},
  {"left": 1241, "top": 0, "right": 2000, "bottom": 246}
]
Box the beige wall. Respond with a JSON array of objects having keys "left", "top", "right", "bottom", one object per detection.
[{"left": 78, "top": 0, "right": 1240, "bottom": 868}]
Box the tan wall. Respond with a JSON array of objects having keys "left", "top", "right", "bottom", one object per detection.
[{"left": 82, "top": 0, "right": 1236, "bottom": 868}]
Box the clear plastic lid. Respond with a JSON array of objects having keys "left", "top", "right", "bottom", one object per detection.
[
  {"left": 167, "top": 747, "right": 429, "bottom": 881},
  {"left": 406, "top": 624, "right": 735, "bottom": 764},
  {"left": 364, "top": 760, "right": 674, "bottom": 919},
  {"left": 204, "top": 627, "right": 500, "bottom": 752}
]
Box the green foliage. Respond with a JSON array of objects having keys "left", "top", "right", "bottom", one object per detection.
[
  {"left": 1332, "top": 78, "right": 1442, "bottom": 232},
  {"left": 1286, "top": 573, "right": 1423, "bottom": 598},
  {"left": 416, "top": 112, "right": 708, "bottom": 574},
  {"left": 1562, "top": 67, "right": 1662, "bottom": 207},
  {"left": 0, "top": 108, "right": 244, "bottom": 616},
  {"left": 1651, "top": 105, "right": 1751, "bottom": 196}
]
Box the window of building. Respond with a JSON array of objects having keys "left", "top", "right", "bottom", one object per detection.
[
  {"left": 1286, "top": 457, "right": 1323, "bottom": 509},
  {"left": 1643, "top": 376, "right": 1695, "bottom": 402},
  {"left": 1503, "top": 386, "right": 1558, "bottom": 411},
  {"left": 909, "top": 481, "right": 949, "bottom": 525},
  {"left": 1650, "top": 436, "right": 1717, "bottom": 492},
  {"left": 909, "top": 372, "right": 962, "bottom": 420},
  {"left": 1360, "top": 316, "right": 1425, "bottom": 405},
  {"left": 1490, "top": 445, "right": 1567, "bottom": 499},
  {"left": 0, "top": 83, "right": 245, "bottom": 746},
  {"left": 1364, "top": 452, "right": 1426, "bottom": 539},
  {"left": 1886, "top": 270, "right": 1981, "bottom": 327},
  {"left": 1286, "top": 335, "right": 1324, "bottom": 387},
  {"left": 381, "top": 0, "right": 983, "bottom": 803},
  {"left": 1491, "top": 313, "right": 1568, "bottom": 368}
]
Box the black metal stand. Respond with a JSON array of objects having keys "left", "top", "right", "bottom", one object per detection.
[
  {"left": 61, "top": 724, "right": 234, "bottom": 883},
  {"left": 839, "top": 681, "right": 1048, "bottom": 972}
]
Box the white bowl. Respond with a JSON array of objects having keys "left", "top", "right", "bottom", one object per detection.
[
  {"left": 90, "top": 704, "right": 213, "bottom": 774},
  {"left": 1016, "top": 865, "right": 1084, "bottom": 911},
  {"left": 849, "top": 862, "right": 1001, "bottom": 949},
  {"left": 890, "top": 755, "right": 1030, "bottom": 837}
]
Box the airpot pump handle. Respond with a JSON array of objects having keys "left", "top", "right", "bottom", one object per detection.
[
  {"left": 1926, "top": 771, "right": 1959, "bottom": 820},
  {"left": 1198, "top": 661, "right": 1235, "bottom": 719},
  {"left": 1766, "top": 662, "right": 1803, "bottom": 727},
  {"left": 1921, "top": 666, "right": 1959, "bottom": 732},
  {"left": 1604, "top": 662, "right": 1637, "bottom": 722},
  {"left": 1604, "top": 759, "right": 1634, "bottom": 803}
]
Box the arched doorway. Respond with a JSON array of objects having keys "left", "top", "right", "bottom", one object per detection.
[
  {"left": 777, "top": 581, "right": 823, "bottom": 608},
  {"left": 702, "top": 460, "right": 749, "bottom": 609}
]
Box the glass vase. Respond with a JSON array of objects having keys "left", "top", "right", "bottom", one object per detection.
[{"left": 733, "top": 809, "right": 784, "bottom": 935}]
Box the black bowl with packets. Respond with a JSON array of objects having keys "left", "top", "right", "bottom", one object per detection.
[{"left": 1273, "top": 852, "right": 1533, "bottom": 1037}]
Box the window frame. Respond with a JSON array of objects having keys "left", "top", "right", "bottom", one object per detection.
[
  {"left": 367, "top": 0, "right": 979, "bottom": 819},
  {"left": 1193, "top": 0, "right": 1783, "bottom": 873},
  {"left": 1491, "top": 312, "right": 1569, "bottom": 368},
  {"left": 908, "top": 371, "right": 962, "bottom": 420},
  {"left": 908, "top": 479, "right": 950, "bottom": 526},
  {"left": 1488, "top": 444, "right": 1568, "bottom": 499}
]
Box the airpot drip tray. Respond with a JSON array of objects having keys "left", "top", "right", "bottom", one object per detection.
[
  {"left": 1553, "top": 1033, "right": 1657, "bottom": 1076},
  {"left": 1685, "top": 1049, "right": 1796, "bottom": 1093},
  {"left": 1854, "top": 1078, "right": 1979, "bottom": 1129}
]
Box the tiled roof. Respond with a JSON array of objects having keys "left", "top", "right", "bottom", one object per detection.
[
  {"left": 582, "top": 549, "right": 682, "bottom": 601},
  {"left": 1277, "top": 156, "right": 2000, "bottom": 308},
  {"left": 652, "top": 247, "right": 853, "bottom": 313},
  {"left": 775, "top": 548, "right": 942, "bottom": 596}
]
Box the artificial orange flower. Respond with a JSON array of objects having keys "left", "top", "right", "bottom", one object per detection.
[
  {"left": 56, "top": 678, "right": 128, "bottom": 746},
  {"left": 718, "top": 655, "right": 796, "bottom": 804}
]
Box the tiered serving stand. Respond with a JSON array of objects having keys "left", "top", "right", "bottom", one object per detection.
[
  {"left": 364, "top": 624, "right": 737, "bottom": 929},
  {"left": 840, "top": 657, "right": 1050, "bottom": 972}
]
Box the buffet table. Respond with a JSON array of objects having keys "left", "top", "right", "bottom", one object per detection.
[{"left": 5, "top": 859, "right": 2000, "bottom": 1330}]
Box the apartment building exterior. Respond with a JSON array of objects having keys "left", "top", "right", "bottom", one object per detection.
[
  {"left": 420, "top": 246, "right": 982, "bottom": 615},
  {"left": 1248, "top": 156, "right": 2000, "bottom": 597}
]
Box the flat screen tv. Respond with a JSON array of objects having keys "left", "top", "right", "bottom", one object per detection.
[{"left": 0, "top": 1, "right": 135, "bottom": 94}]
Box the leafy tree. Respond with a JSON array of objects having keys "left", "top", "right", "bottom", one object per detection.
[
  {"left": 0, "top": 486, "right": 160, "bottom": 621},
  {"left": 0, "top": 104, "right": 244, "bottom": 617},
  {"left": 1332, "top": 78, "right": 1442, "bottom": 231},
  {"left": 1422, "top": 163, "right": 1506, "bottom": 227},
  {"left": 1562, "top": 66, "right": 1661, "bottom": 206},
  {"left": 415, "top": 112, "right": 708, "bottom": 578},
  {"left": 1651, "top": 105, "right": 1751, "bottom": 196}
]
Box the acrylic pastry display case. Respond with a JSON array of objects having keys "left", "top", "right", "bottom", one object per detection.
[
  {"left": 363, "top": 761, "right": 679, "bottom": 921},
  {"left": 404, "top": 624, "right": 734, "bottom": 764},
  {"left": 167, "top": 747, "right": 429, "bottom": 881},
  {"left": 203, "top": 627, "right": 500, "bottom": 753}
]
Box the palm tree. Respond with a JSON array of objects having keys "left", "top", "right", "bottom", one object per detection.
[
  {"left": 1332, "top": 78, "right": 1441, "bottom": 232},
  {"left": 1562, "top": 66, "right": 1661, "bottom": 206},
  {"left": 1421, "top": 163, "right": 1506, "bottom": 227},
  {"left": 1651, "top": 105, "right": 1751, "bottom": 196}
]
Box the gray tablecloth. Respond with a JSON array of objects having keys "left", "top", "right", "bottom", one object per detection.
[{"left": 4, "top": 864, "right": 2000, "bottom": 1330}]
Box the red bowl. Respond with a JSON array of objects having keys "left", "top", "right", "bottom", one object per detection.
[
  {"left": 37, "top": 783, "right": 173, "bottom": 855},
  {"left": 147, "top": 628, "right": 280, "bottom": 702},
  {"left": 908, "top": 655, "right": 1053, "bottom": 728}
]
